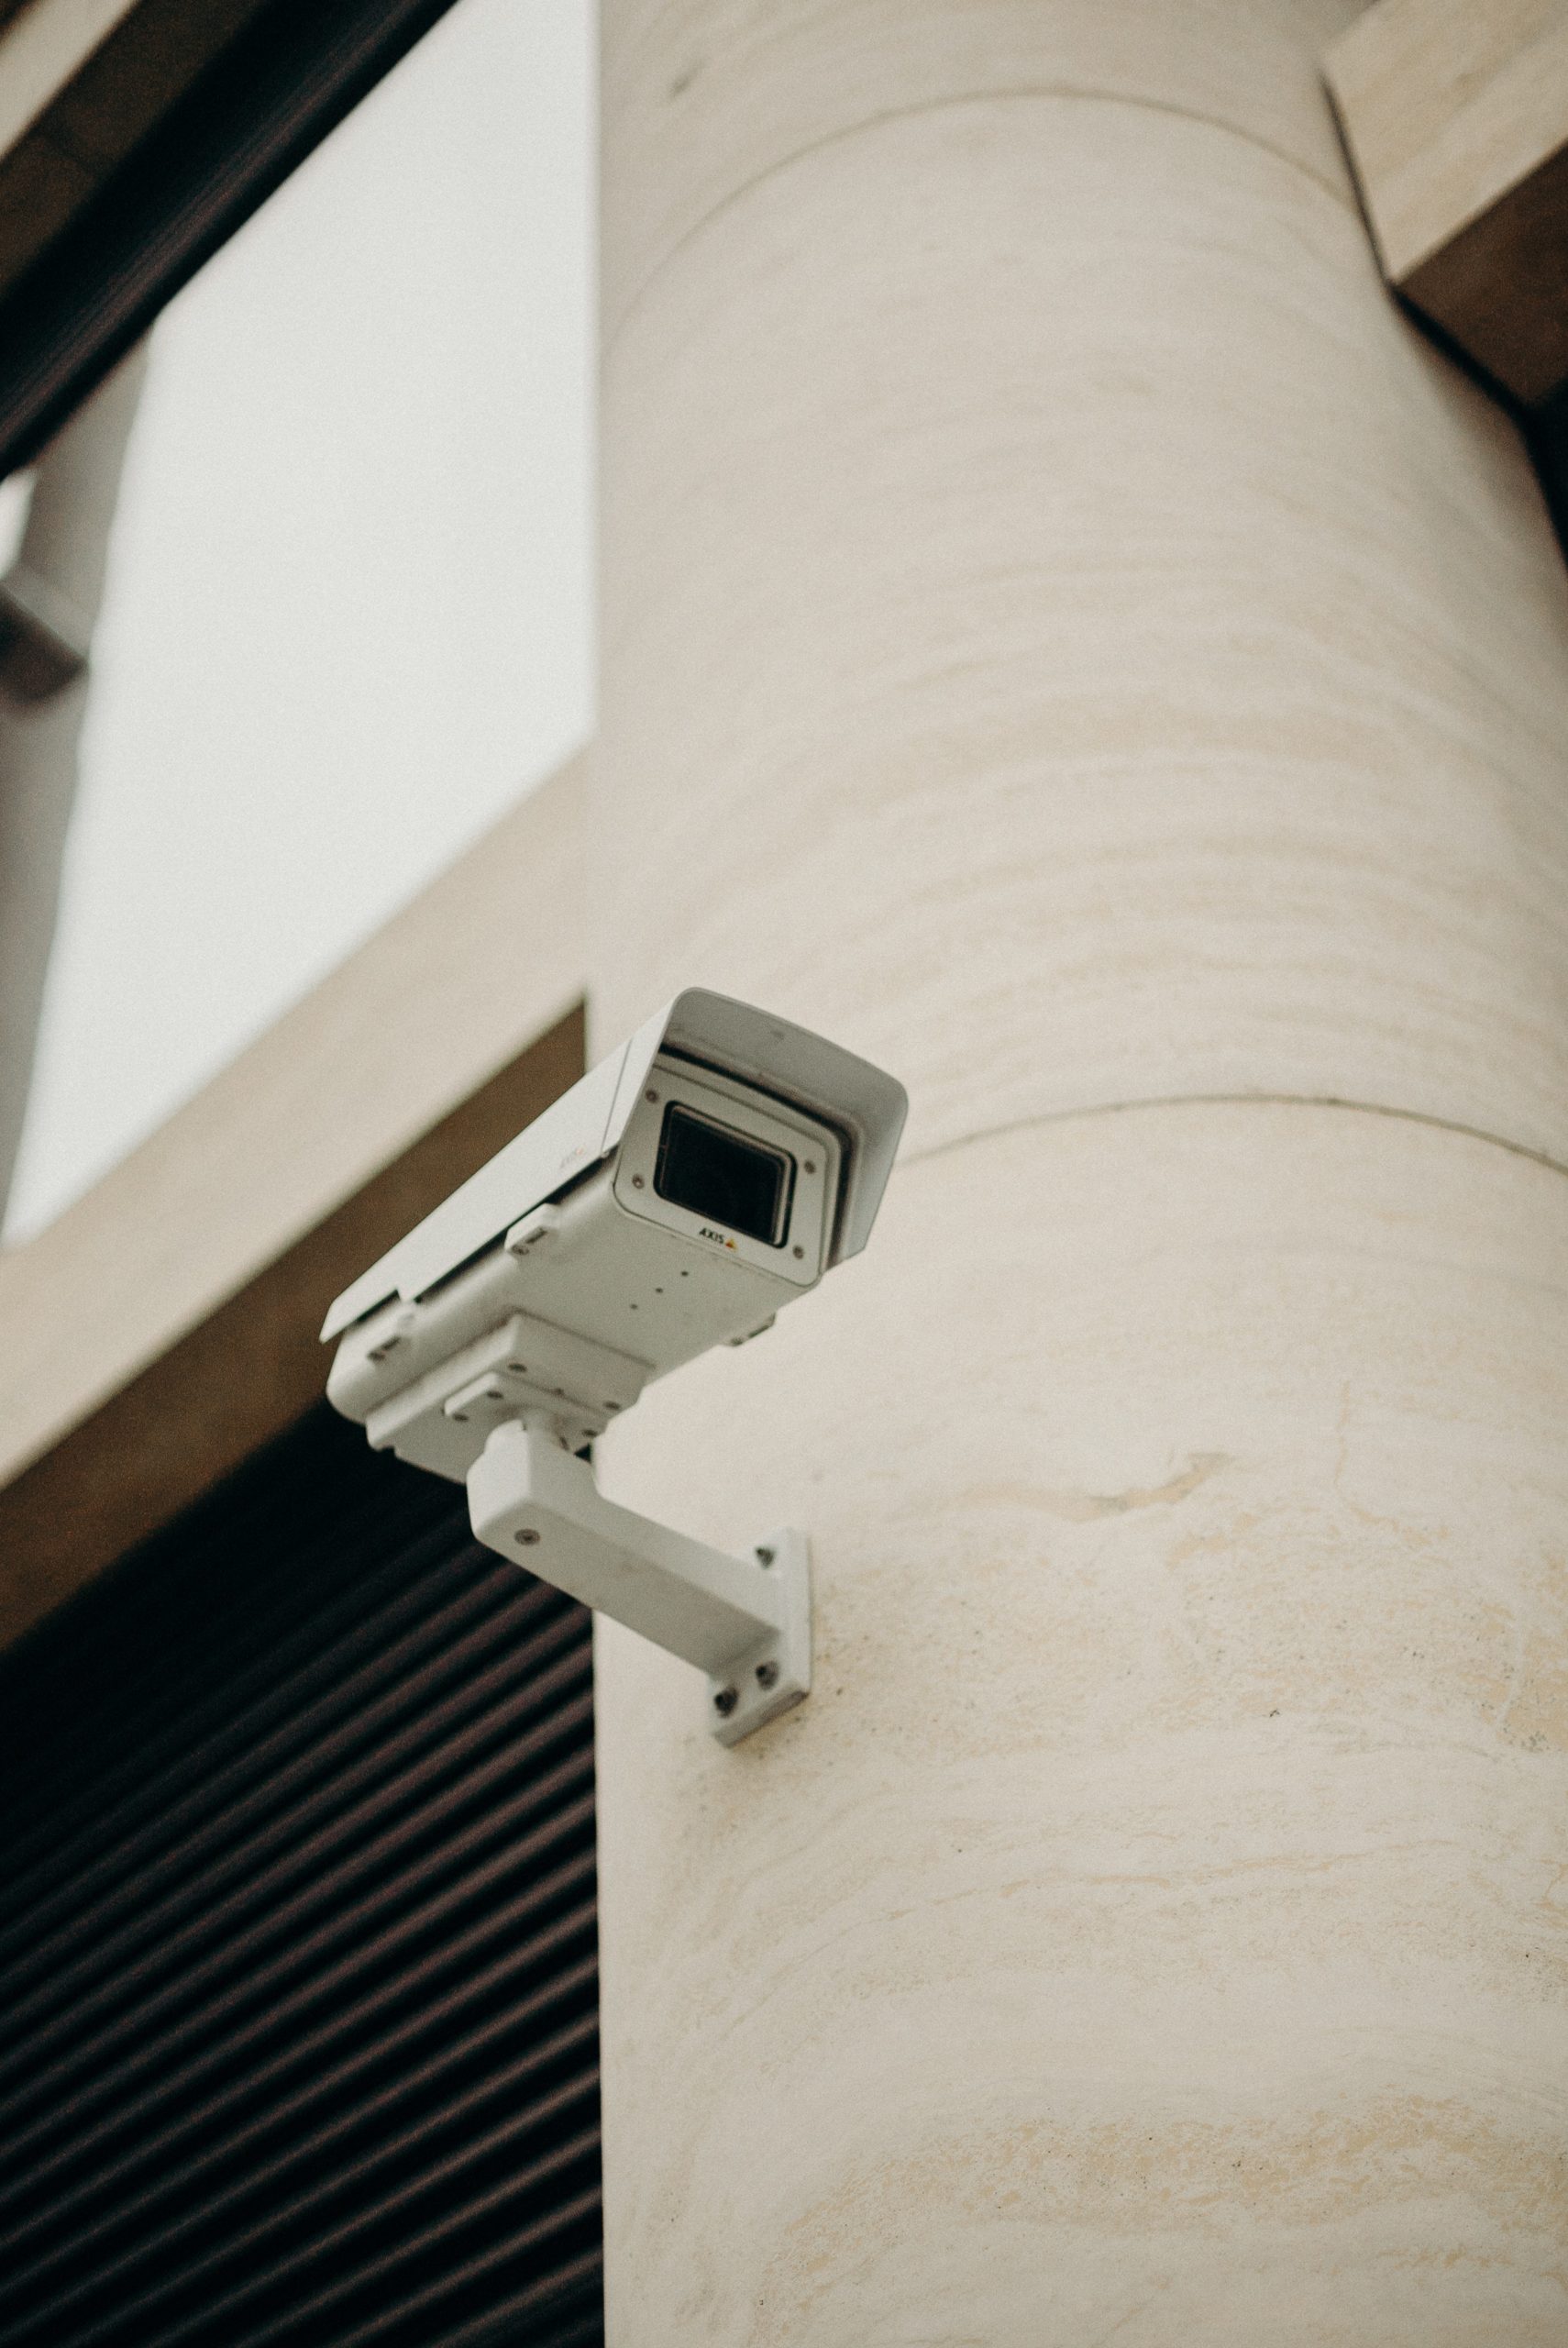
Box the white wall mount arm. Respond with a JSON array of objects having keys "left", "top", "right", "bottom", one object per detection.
[{"left": 466, "top": 1420, "right": 811, "bottom": 1746}]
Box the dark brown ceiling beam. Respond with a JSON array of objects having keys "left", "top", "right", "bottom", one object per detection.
[{"left": 1326, "top": 0, "right": 1568, "bottom": 409}]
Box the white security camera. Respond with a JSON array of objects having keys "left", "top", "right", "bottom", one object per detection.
[{"left": 323, "top": 991, "right": 906, "bottom": 1744}]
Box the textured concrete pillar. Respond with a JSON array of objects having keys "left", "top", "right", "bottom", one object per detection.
[{"left": 590, "top": 3, "right": 1568, "bottom": 2338}]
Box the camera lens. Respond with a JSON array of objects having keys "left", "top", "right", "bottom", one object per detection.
[{"left": 654, "top": 1103, "right": 795, "bottom": 1246}]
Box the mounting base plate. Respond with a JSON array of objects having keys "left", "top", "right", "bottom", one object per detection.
[
  {"left": 706, "top": 1528, "right": 812, "bottom": 1746},
  {"left": 466, "top": 1423, "right": 812, "bottom": 1746}
]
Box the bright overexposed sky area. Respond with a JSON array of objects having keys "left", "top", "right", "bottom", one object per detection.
[{"left": 5, "top": 0, "right": 593, "bottom": 1239}]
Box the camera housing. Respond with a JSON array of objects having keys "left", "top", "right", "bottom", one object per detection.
[
  {"left": 324, "top": 991, "right": 903, "bottom": 1476},
  {"left": 322, "top": 991, "right": 906, "bottom": 1744}
]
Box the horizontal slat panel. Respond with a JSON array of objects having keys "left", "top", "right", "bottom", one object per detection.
[
  {"left": 4, "top": 1997, "right": 602, "bottom": 2330},
  {"left": 0, "top": 1581, "right": 583, "bottom": 2047},
  {"left": 0, "top": 1406, "right": 602, "bottom": 2346},
  {"left": 0, "top": 1604, "right": 590, "bottom": 2077},
  {"left": 0, "top": 1424, "right": 507, "bottom": 1876},
  {"left": 0, "top": 1900, "right": 600, "bottom": 2279},
  {"left": 0, "top": 1849, "right": 600, "bottom": 2254},
  {"left": 0, "top": 1718, "right": 596, "bottom": 2187}
]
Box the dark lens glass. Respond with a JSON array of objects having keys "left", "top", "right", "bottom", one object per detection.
[{"left": 654, "top": 1103, "right": 794, "bottom": 1246}]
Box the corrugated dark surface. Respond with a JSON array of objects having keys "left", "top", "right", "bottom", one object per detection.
[{"left": 0, "top": 1405, "right": 603, "bottom": 2348}]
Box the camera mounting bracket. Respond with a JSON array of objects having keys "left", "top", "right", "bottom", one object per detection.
[{"left": 466, "top": 1420, "right": 811, "bottom": 1746}]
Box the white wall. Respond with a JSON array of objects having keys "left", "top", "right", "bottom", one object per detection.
[{"left": 5, "top": 0, "right": 594, "bottom": 1240}]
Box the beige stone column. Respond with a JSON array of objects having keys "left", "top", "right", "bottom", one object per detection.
[{"left": 590, "top": 3, "right": 1568, "bottom": 2338}]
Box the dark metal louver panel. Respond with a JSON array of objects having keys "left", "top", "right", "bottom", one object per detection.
[{"left": 0, "top": 1406, "right": 602, "bottom": 2347}]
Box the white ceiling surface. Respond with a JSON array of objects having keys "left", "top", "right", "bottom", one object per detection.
[{"left": 5, "top": 0, "right": 594, "bottom": 1241}]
